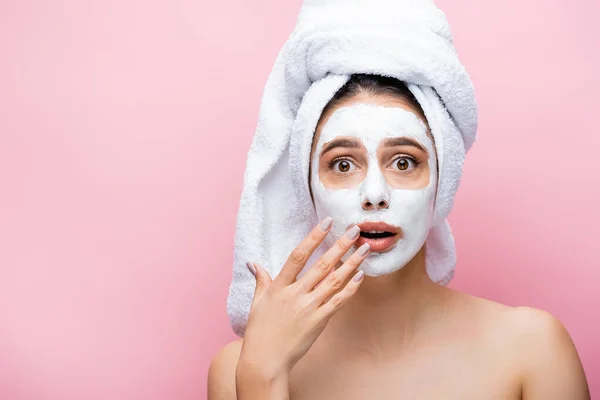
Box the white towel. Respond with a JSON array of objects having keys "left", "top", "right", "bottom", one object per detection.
[{"left": 227, "top": 0, "right": 478, "bottom": 337}]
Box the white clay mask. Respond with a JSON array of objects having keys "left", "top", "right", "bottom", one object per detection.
[{"left": 310, "top": 103, "right": 438, "bottom": 276}]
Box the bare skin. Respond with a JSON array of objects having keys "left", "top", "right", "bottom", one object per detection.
[{"left": 208, "top": 94, "right": 590, "bottom": 399}]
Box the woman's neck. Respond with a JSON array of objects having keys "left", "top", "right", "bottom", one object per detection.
[{"left": 323, "top": 246, "right": 454, "bottom": 359}]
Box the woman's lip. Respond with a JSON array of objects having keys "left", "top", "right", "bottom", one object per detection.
[
  {"left": 356, "top": 221, "right": 400, "bottom": 234},
  {"left": 355, "top": 233, "right": 400, "bottom": 252}
]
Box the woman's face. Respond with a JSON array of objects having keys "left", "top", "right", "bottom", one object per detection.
[{"left": 309, "top": 93, "right": 438, "bottom": 276}]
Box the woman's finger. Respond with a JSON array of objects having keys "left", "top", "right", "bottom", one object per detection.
[
  {"left": 272, "top": 216, "right": 333, "bottom": 288},
  {"left": 315, "top": 268, "right": 365, "bottom": 320},
  {"left": 308, "top": 243, "right": 369, "bottom": 306},
  {"left": 292, "top": 224, "right": 361, "bottom": 293},
  {"left": 248, "top": 262, "right": 272, "bottom": 311}
]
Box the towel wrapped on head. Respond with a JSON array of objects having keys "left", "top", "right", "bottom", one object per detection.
[{"left": 227, "top": 0, "right": 478, "bottom": 337}]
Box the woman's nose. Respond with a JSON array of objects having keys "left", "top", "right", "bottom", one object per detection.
[
  {"left": 361, "top": 167, "right": 390, "bottom": 211},
  {"left": 362, "top": 197, "right": 389, "bottom": 211}
]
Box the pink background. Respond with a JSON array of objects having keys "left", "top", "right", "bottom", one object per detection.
[{"left": 1, "top": 0, "right": 598, "bottom": 398}]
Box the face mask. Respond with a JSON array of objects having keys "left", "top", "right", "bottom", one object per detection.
[{"left": 310, "top": 103, "right": 438, "bottom": 276}]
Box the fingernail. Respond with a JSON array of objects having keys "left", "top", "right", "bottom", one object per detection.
[
  {"left": 246, "top": 261, "right": 256, "bottom": 276},
  {"left": 345, "top": 225, "right": 360, "bottom": 240},
  {"left": 357, "top": 243, "right": 370, "bottom": 256},
  {"left": 352, "top": 270, "right": 364, "bottom": 282},
  {"left": 319, "top": 216, "right": 333, "bottom": 231}
]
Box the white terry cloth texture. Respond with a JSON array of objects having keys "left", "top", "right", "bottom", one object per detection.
[{"left": 227, "top": 0, "right": 478, "bottom": 337}]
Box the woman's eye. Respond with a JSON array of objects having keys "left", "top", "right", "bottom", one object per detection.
[
  {"left": 393, "top": 156, "right": 416, "bottom": 171},
  {"left": 331, "top": 159, "right": 356, "bottom": 173}
]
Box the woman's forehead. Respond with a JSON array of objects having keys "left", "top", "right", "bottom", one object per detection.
[{"left": 313, "top": 95, "right": 432, "bottom": 150}]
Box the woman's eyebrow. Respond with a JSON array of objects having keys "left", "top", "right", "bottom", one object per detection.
[
  {"left": 381, "top": 137, "right": 427, "bottom": 152},
  {"left": 321, "top": 138, "right": 362, "bottom": 156}
]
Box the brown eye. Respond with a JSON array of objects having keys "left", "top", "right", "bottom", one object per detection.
[
  {"left": 329, "top": 158, "right": 356, "bottom": 173},
  {"left": 393, "top": 156, "right": 416, "bottom": 171},
  {"left": 338, "top": 160, "right": 351, "bottom": 172},
  {"left": 397, "top": 158, "right": 409, "bottom": 170}
]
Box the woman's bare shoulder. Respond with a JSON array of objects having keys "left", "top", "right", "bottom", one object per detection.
[
  {"left": 451, "top": 289, "right": 567, "bottom": 337},
  {"left": 207, "top": 338, "right": 244, "bottom": 399},
  {"left": 452, "top": 289, "right": 564, "bottom": 331},
  {"left": 451, "top": 290, "right": 589, "bottom": 397}
]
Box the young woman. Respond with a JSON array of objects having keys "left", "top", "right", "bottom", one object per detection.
[{"left": 208, "top": 74, "right": 590, "bottom": 399}]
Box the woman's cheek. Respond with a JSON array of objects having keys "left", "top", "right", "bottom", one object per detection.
[
  {"left": 319, "top": 166, "right": 365, "bottom": 190},
  {"left": 384, "top": 166, "right": 430, "bottom": 190}
]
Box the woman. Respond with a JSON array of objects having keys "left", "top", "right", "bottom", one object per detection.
[
  {"left": 208, "top": 74, "right": 590, "bottom": 399},
  {"left": 209, "top": 0, "right": 590, "bottom": 396}
]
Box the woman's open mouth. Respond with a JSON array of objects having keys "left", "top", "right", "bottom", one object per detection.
[{"left": 354, "top": 221, "right": 401, "bottom": 252}]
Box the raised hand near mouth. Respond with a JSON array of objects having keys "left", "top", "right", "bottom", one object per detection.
[{"left": 235, "top": 216, "right": 370, "bottom": 399}]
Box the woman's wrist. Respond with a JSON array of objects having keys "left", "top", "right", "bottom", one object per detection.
[
  {"left": 237, "top": 347, "right": 290, "bottom": 381},
  {"left": 235, "top": 358, "right": 289, "bottom": 399}
]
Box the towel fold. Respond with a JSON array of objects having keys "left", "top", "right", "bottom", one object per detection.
[{"left": 227, "top": 0, "right": 478, "bottom": 337}]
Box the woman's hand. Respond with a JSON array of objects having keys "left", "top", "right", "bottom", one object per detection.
[{"left": 236, "top": 216, "right": 369, "bottom": 383}]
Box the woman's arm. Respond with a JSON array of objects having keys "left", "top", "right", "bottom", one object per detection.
[
  {"left": 208, "top": 339, "right": 243, "bottom": 400},
  {"left": 518, "top": 308, "right": 590, "bottom": 399},
  {"left": 207, "top": 338, "right": 289, "bottom": 400}
]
